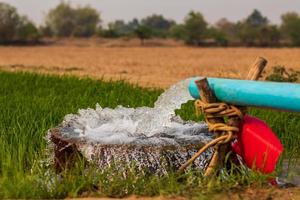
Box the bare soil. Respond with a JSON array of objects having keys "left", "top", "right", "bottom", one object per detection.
[{"left": 71, "top": 187, "right": 300, "bottom": 200}]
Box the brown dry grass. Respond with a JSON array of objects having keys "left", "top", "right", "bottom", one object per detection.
[{"left": 1, "top": 45, "right": 300, "bottom": 88}]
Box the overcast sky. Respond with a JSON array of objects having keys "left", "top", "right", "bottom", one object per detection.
[{"left": 2, "top": 0, "right": 300, "bottom": 26}]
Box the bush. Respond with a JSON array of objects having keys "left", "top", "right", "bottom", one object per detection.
[{"left": 266, "top": 66, "right": 300, "bottom": 82}]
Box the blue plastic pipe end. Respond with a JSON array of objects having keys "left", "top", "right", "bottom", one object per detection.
[
  {"left": 188, "top": 77, "right": 300, "bottom": 112},
  {"left": 188, "top": 78, "right": 201, "bottom": 99}
]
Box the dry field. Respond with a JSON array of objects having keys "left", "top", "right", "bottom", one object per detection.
[{"left": 1, "top": 44, "right": 300, "bottom": 88}]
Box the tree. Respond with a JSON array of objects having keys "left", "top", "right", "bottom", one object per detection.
[
  {"left": 245, "top": 9, "right": 268, "bottom": 27},
  {"left": 72, "top": 6, "right": 100, "bottom": 37},
  {"left": 127, "top": 18, "right": 140, "bottom": 32},
  {"left": 215, "top": 18, "right": 238, "bottom": 43},
  {"left": 281, "top": 12, "right": 300, "bottom": 46},
  {"left": 45, "top": 2, "right": 100, "bottom": 37},
  {"left": 39, "top": 25, "right": 53, "bottom": 37},
  {"left": 16, "top": 16, "right": 40, "bottom": 42},
  {"left": 134, "top": 25, "right": 152, "bottom": 45},
  {"left": 141, "top": 14, "right": 175, "bottom": 37},
  {"left": 258, "top": 25, "right": 281, "bottom": 46},
  {"left": 183, "top": 11, "right": 207, "bottom": 45},
  {"left": 0, "top": 2, "right": 19, "bottom": 43},
  {"left": 169, "top": 24, "right": 186, "bottom": 40},
  {"left": 45, "top": 2, "right": 75, "bottom": 37},
  {"left": 206, "top": 27, "right": 228, "bottom": 46},
  {"left": 237, "top": 9, "right": 272, "bottom": 46},
  {"left": 100, "top": 20, "right": 126, "bottom": 38},
  {"left": 0, "top": 2, "right": 39, "bottom": 43},
  {"left": 237, "top": 22, "right": 259, "bottom": 46},
  {"left": 103, "top": 20, "right": 135, "bottom": 37},
  {"left": 100, "top": 19, "right": 140, "bottom": 38}
]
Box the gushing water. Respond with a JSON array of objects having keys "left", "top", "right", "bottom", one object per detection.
[{"left": 59, "top": 78, "right": 212, "bottom": 146}]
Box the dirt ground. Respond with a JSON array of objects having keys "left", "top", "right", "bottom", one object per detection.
[
  {"left": 1, "top": 41, "right": 300, "bottom": 88},
  {"left": 70, "top": 187, "right": 300, "bottom": 200}
]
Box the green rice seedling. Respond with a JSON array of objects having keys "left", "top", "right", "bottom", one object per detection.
[{"left": 0, "top": 70, "right": 299, "bottom": 198}]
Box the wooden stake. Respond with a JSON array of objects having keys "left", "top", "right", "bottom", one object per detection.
[
  {"left": 246, "top": 57, "right": 268, "bottom": 80},
  {"left": 196, "top": 57, "right": 268, "bottom": 176},
  {"left": 225, "top": 57, "right": 268, "bottom": 169},
  {"left": 227, "top": 57, "right": 268, "bottom": 126},
  {"left": 196, "top": 78, "right": 225, "bottom": 176}
]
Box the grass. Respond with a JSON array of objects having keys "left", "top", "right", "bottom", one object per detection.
[{"left": 0, "top": 70, "right": 299, "bottom": 198}]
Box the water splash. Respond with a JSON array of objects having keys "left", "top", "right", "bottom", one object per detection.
[{"left": 59, "top": 78, "right": 212, "bottom": 146}]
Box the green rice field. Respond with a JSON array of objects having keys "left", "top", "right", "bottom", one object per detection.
[{"left": 0, "top": 71, "right": 299, "bottom": 199}]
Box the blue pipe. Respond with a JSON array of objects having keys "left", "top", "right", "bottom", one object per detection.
[{"left": 188, "top": 77, "right": 300, "bottom": 112}]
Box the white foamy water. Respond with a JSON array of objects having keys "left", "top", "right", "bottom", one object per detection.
[{"left": 59, "top": 78, "right": 212, "bottom": 146}]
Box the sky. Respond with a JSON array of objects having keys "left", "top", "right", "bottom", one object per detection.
[{"left": 2, "top": 0, "right": 300, "bottom": 26}]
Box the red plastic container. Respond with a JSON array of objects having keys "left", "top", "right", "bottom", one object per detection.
[{"left": 232, "top": 115, "right": 283, "bottom": 174}]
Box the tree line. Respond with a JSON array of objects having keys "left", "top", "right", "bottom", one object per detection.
[{"left": 1, "top": 1, "right": 300, "bottom": 46}]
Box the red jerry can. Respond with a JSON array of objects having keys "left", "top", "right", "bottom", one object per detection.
[{"left": 231, "top": 115, "right": 284, "bottom": 174}]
